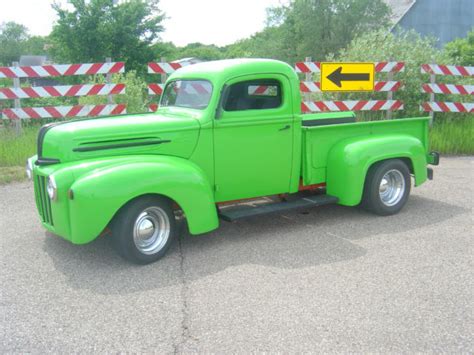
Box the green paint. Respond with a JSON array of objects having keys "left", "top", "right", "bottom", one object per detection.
[{"left": 31, "top": 59, "right": 434, "bottom": 245}]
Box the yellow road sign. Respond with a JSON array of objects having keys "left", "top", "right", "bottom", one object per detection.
[{"left": 320, "top": 62, "right": 375, "bottom": 92}]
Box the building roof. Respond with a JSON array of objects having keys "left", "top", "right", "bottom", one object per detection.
[
  {"left": 387, "top": 0, "right": 474, "bottom": 47},
  {"left": 383, "top": 0, "right": 416, "bottom": 25}
]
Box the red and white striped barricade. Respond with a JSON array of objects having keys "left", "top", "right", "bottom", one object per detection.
[
  {"left": 295, "top": 60, "right": 405, "bottom": 113},
  {"left": 2, "top": 104, "right": 126, "bottom": 119},
  {"left": 301, "top": 100, "right": 403, "bottom": 113},
  {"left": 0, "top": 61, "right": 126, "bottom": 120},
  {"left": 420, "top": 64, "right": 474, "bottom": 114},
  {"left": 147, "top": 61, "right": 193, "bottom": 112}
]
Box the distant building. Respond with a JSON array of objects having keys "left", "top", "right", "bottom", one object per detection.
[
  {"left": 384, "top": 0, "right": 474, "bottom": 47},
  {"left": 19, "top": 55, "right": 49, "bottom": 66},
  {"left": 172, "top": 57, "right": 203, "bottom": 65},
  {"left": 18, "top": 55, "right": 58, "bottom": 86}
]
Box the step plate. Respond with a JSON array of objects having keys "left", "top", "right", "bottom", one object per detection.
[{"left": 218, "top": 194, "right": 339, "bottom": 222}]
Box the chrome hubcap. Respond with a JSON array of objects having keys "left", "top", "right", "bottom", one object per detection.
[
  {"left": 133, "top": 206, "right": 170, "bottom": 255},
  {"left": 379, "top": 169, "right": 405, "bottom": 207}
]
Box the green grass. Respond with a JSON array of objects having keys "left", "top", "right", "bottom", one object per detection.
[
  {"left": 0, "top": 118, "right": 472, "bottom": 184},
  {"left": 0, "top": 126, "right": 38, "bottom": 166},
  {"left": 430, "top": 117, "right": 474, "bottom": 155},
  {"left": 0, "top": 126, "right": 38, "bottom": 184},
  {"left": 0, "top": 166, "right": 26, "bottom": 184}
]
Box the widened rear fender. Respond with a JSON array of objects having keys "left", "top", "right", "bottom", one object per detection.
[
  {"left": 326, "top": 134, "right": 428, "bottom": 206},
  {"left": 68, "top": 155, "right": 218, "bottom": 244}
]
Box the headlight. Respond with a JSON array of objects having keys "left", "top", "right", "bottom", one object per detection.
[
  {"left": 47, "top": 176, "right": 57, "bottom": 200},
  {"left": 25, "top": 159, "right": 33, "bottom": 180}
]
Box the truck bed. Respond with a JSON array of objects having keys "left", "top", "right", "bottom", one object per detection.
[{"left": 300, "top": 113, "right": 430, "bottom": 185}]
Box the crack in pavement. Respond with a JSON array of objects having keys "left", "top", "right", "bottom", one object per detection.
[{"left": 173, "top": 235, "right": 191, "bottom": 354}]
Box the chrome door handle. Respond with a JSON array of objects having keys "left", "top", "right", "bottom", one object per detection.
[{"left": 279, "top": 125, "right": 290, "bottom": 131}]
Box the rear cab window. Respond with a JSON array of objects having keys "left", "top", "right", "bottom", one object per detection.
[{"left": 224, "top": 79, "right": 282, "bottom": 111}]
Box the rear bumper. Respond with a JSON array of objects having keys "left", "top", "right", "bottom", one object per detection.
[
  {"left": 428, "top": 151, "right": 440, "bottom": 166},
  {"left": 426, "top": 152, "right": 439, "bottom": 180}
]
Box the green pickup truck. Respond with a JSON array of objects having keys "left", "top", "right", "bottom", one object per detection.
[{"left": 28, "top": 59, "right": 439, "bottom": 264}]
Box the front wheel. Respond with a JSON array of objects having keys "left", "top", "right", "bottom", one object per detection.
[
  {"left": 111, "top": 196, "right": 177, "bottom": 264},
  {"left": 361, "top": 159, "right": 411, "bottom": 216}
]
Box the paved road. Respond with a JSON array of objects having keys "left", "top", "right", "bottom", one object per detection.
[{"left": 1, "top": 157, "right": 473, "bottom": 353}]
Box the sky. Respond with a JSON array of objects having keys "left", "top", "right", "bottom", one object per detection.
[{"left": 0, "top": 0, "right": 286, "bottom": 46}]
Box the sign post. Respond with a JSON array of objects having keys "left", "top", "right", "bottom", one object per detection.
[{"left": 12, "top": 62, "right": 22, "bottom": 135}]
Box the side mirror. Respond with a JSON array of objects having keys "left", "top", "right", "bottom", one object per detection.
[{"left": 215, "top": 85, "right": 228, "bottom": 120}]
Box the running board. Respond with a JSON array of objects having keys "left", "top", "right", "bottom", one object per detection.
[{"left": 218, "top": 194, "right": 339, "bottom": 222}]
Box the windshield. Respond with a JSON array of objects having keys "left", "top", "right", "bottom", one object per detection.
[{"left": 160, "top": 80, "right": 213, "bottom": 110}]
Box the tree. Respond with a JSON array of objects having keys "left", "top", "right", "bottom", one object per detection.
[
  {"left": 175, "top": 43, "right": 224, "bottom": 61},
  {"left": 151, "top": 41, "right": 178, "bottom": 61},
  {"left": 225, "top": 0, "right": 391, "bottom": 63},
  {"left": 23, "top": 36, "right": 49, "bottom": 56},
  {"left": 445, "top": 28, "right": 474, "bottom": 66},
  {"left": 50, "top": 0, "right": 165, "bottom": 72},
  {"left": 0, "top": 22, "right": 29, "bottom": 65}
]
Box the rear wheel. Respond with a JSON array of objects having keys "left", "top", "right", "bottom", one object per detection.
[
  {"left": 111, "top": 196, "right": 177, "bottom": 264},
  {"left": 362, "top": 159, "right": 411, "bottom": 216}
]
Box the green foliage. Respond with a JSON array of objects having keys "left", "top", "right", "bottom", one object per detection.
[
  {"left": 0, "top": 22, "right": 48, "bottom": 65},
  {"left": 23, "top": 36, "right": 49, "bottom": 56},
  {"left": 151, "top": 42, "right": 225, "bottom": 61},
  {"left": 151, "top": 41, "right": 179, "bottom": 60},
  {"left": 0, "top": 22, "right": 29, "bottom": 65},
  {"left": 224, "top": 27, "right": 287, "bottom": 60},
  {"left": 330, "top": 29, "right": 456, "bottom": 118},
  {"left": 50, "top": 0, "right": 165, "bottom": 73},
  {"left": 225, "top": 0, "right": 391, "bottom": 63},
  {"left": 445, "top": 28, "right": 474, "bottom": 66},
  {"left": 176, "top": 43, "right": 224, "bottom": 61},
  {"left": 79, "top": 71, "right": 148, "bottom": 114}
]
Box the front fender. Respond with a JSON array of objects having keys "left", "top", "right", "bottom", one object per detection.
[
  {"left": 327, "top": 134, "right": 428, "bottom": 206},
  {"left": 69, "top": 155, "right": 218, "bottom": 244}
]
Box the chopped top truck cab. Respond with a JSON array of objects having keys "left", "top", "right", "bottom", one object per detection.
[{"left": 28, "top": 59, "right": 439, "bottom": 264}]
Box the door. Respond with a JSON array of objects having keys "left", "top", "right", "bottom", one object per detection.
[{"left": 213, "top": 74, "right": 294, "bottom": 202}]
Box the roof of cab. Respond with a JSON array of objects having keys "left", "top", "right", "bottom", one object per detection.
[{"left": 168, "top": 58, "right": 297, "bottom": 84}]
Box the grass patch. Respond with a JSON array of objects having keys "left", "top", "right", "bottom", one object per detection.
[
  {"left": 0, "top": 166, "right": 26, "bottom": 184},
  {"left": 430, "top": 117, "right": 474, "bottom": 155},
  {"left": 0, "top": 126, "right": 38, "bottom": 184},
  {"left": 0, "top": 126, "right": 38, "bottom": 167}
]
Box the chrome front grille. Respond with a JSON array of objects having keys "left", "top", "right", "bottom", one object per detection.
[{"left": 35, "top": 174, "right": 54, "bottom": 226}]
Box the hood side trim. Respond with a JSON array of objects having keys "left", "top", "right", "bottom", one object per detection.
[{"left": 72, "top": 139, "right": 171, "bottom": 152}]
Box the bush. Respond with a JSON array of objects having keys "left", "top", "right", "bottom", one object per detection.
[
  {"left": 445, "top": 28, "right": 474, "bottom": 66},
  {"left": 79, "top": 70, "right": 148, "bottom": 114}
]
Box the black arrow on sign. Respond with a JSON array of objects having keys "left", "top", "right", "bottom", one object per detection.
[{"left": 327, "top": 66, "right": 370, "bottom": 87}]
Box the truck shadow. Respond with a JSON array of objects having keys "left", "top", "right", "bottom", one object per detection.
[{"left": 43, "top": 195, "right": 468, "bottom": 295}]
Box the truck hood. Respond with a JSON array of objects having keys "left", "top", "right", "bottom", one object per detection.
[{"left": 38, "top": 113, "right": 200, "bottom": 165}]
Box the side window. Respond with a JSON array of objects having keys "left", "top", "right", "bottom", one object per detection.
[{"left": 224, "top": 79, "right": 282, "bottom": 111}]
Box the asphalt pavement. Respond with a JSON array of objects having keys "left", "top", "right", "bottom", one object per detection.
[{"left": 1, "top": 156, "right": 472, "bottom": 353}]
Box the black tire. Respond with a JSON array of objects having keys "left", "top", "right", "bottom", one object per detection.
[
  {"left": 111, "top": 196, "right": 177, "bottom": 264},
  {"left": 361, "top": 159, "right": 411, "bottom": 216}
]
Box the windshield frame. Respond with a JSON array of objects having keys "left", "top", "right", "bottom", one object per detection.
[{"left": 159, "top": 79, "right": 214, "bottom": 110}]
